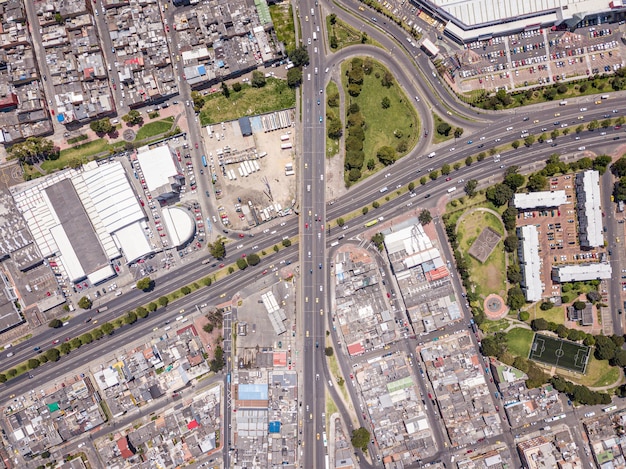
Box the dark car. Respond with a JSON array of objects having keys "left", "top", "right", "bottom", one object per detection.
[{"left": 424, "top": 194, "right": 431, "bottom": 199}]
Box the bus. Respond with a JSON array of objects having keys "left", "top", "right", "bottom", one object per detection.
[
  {"left": 603, "top": 404, "right": 617, "bottom": 413},
  {"left": 227, "top": 373, "right": 231, "bottom": 385},
  {"left": 325, "top": 455, "right": 330, "bottom": 469},
  {"left": 201, "top": 155, "right": 207, "bottom": 167},
  {"left": 364, "top": 219, "right": 379, "bottom": 227}
]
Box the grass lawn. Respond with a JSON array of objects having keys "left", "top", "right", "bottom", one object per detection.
[
  {"left": 556, "top": 355, "right": 620, "bottom": 388},
  {"left": 480, "top": 318, "right": 510, "bottom": 333},
  {"left": 199, "top": 78, "right": 296, "bottom": 125},
  {"left": 432, "top": 113, "right": 454, "bottom": 144},
  {"left": 326, "top": 80, "right": 341, "bottom": 158},
  {"left": 340, "top": 58, "right": 419, "bottom": 184},
  {"left": 44, "top": 139, "right": 111, "bottom": 172},
  {"left": 269, "top": 4, "right": 296, "bottom": 53},
  {"left": 326, "top": 17, "right": 381, "bottom": 50},
  {"left": 456, "top": 210, "right": 506, "bottom": 298},
  {"left": 506, "top": 327, "right": 534, "bottom": 358},
  {"left": 135, "top": 118, "right": 174, "bottom": 141},
  {"left": 526, "top": 303, "right": 566, "bottom": 326}
]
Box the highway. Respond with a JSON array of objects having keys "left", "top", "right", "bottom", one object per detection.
[
  {"left": 8, "top": 2, "right": 626, "bottom": 464},
  {"left": 298, "top": 1, "right": 330, "bottom": 467}
]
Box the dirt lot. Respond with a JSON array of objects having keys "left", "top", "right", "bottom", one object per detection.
[
  {"left": 202, "top": 113, "right": 296, "bottom": 231},
  {"left": 516, "top": 172, "right": 607, "bottom": 300}
]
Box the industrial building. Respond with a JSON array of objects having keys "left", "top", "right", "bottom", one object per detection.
[
  {"left": 136, "top": 146, "right": 184, "bottom": 203},
  {"left": 412, "top": 0, "right": 626, "bottom": 43},
  {"left": 513, "top": 191, "right": 568, "bottom": 211},
  {"left": 161, "top": 206, "right": 195, "bottom": 248},
  {"left": 575, "top": 170, "right": 603, "bottom": 249},
  {"left": 517, "top": 225, "right": 543, "bottom": 302},
  {"left": 551, "top": 263, "right": 612, "bottom": 283},
  {"left": 13, "top": 160, "right": 154, "bottom": 284}
]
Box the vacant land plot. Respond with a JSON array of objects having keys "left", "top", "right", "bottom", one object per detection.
[
  {"left": 200, "top": 79, "right": 295, "bottom": 126},
  {"left": 340, "top": 59, "right": 419, "bottom": 182},
  {"left": 135, "top": 118, "right": 174, "bottom": 141},
  {"left": 457, "top": 210, "right": 506, "bottom": 298},
  {"left": 530, "top": 333, "right": 590, "bottom": 374},
  {"left": 269, "top": 4, "right": 296, "bottom": 53},
  {"left": 506, "top": 327, "right": 534, "bottom": 357},
  {"left": 469, "top": 227, "right": 502, "bottom": 263}
]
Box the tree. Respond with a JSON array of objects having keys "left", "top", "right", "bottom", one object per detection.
[
  {"left": 221, "top": 81, "right": 230, "bottom": 98},
  {"left": 381, "top": 96, "right": 390, "bottom": 109},
  {"left": 147, "top": 302, "right": 158, "bottom": 312},
  {"left": 7, "top": 137, "right": 58, "bottom": 165},
  {"left": 408, "top": 182, "right": 415, "bottom": 191},
  {"left": 429, "top": 170, "right": 439, "bottom": 180},
  {"left": 381, "top": 71, "right": 394, "bottom": 88},
  {"left": 122, "top": 110, "right": 142, "bottom": 125},
  {"left": 236, "top": 258, "right": 248, "bottom": 270},
  {"left": 247, "top": 253, "right": 260, "bottom": 266},
  {"left": 453, "top": 127, "right": 464, "bottom": 138},
  {"left": 507, "top": 285, "right": 526, "bottom": 310},
  {"left": 362, "top": 207, "right": 369, "bottom": 215},
  {"left": 503, "top": 171, "right": 525, "bottom": 191},
  {"left": 209, "top": 237, "right": 226, "bottom": 259},
  {"left": 504, "top": 234, "right": 519, "bottom": 252},
  {"left": 519, "top": 311, "right": 530, "bottom": 322},
  {"left": 136, "top": 306, "right": 148, "bottom": 319},
  {"left": 436, "top": 122, "right": 451, "bottom": 136},
  {"left": 465, "top": 156, "right": 473, "bottom": 167},
  {"left": 441, "top": 163, "right": 451, "bottom": 175},
  {"left": 540, "top": 301, "right": 553, "bottom": 311},
  {"left": 611, "top": 349, "right": 626, "bottom": 367},
  {"left": 502, "top": 206, "right": 518, "bottom": 232},
  {"left": 92, "top": 328, "right": 104, "bottom": 340},
  {"left": 90, "top": 118, "right": 113, "bottom": 134},
  {"left": 587, "top": 120, "right": 599, "bottom": 131},
  {"left": 251, "top": 71, "right": 267, "bottom": 88},
  {"left": 203, "top": 323, "right": 214, "bottom": 333},
  {"left": 232, "top": 82, "right": 242, "bottom": 92},
  {"left": 77, "top": 296, "right": 92, "bottom": 310},
  {"left": 351, "top": 427, "right": 371, "bottom": 451},
  {"left": 507, "top": 264, "right": 522, "bottom": 284},
  {"left": 337, "top": 218, "right": 345, "bottom": 227},
  {"left": 325, "top": 346, "right": 334, "bottom": 356},
  {"left": 611, "top": 157, "right": 626, "bottom": 178},
  {"left": 48, "top": 318, "right": 63, "bottom": 328},
  {"left": 527, "top": 173, "right": 547, "bottom": 192},
  {"left": 125, "top": 311, "right": 138, "bottom": 325},
  {"left": 45, "top": 348, "right": 61, "bottom": 362},
  {"left": 366, "top": 159, "right": 375, "bottom": 170},
  {"left": 101, "top": 322, "right": 114, "bottom": 335},
  {"left": 594, "top": 335, "right": 617, "bottom": 361},
  {"left": 288, "top": 45, "right": 309, "bottom": 67},
  {"left": 282, "top": 238, "right": 292, "bottom": 247},
  {"left": 418, "top": 209, "right": 432, "bottom": 225},
  {"left": 181, "top": 286, "right": 192, "bottom": 295},
  {"left": 573, "top": 300, "right": 586, "bottom": 311},
  {"left": 556, "top": 324, "right": 569, "bottom": 338},
  {"left": 511, "top": 140, "right": 520, "bottom": 149},
  {"left": 287, "top": 67, "right": 303, "bottom": 88},
  {"left": 524, "top": 135, "right": 536, "bottom": 146},
  {"left": 28, "top": 358, "right": 40, "bottom": 369},
  {"left": 485, "top": 183, "right": 513, "bottom": 206},
  {"left": 136, "top": 277, "right": 152, "bottom": 291},
  {"left": 329, "top": 13, "right": 337, "bottom": 24},
  {"left": 464, "top": 179, "right": 478, "bottom": 197},
  {"left": 158, "top": 296, "right": 169, "bottom": 307},
  {"left": 372, "top": 201, "right": 380, "bottom": 209},
  {"left": 376, "top": 146, "right": 397, "bottom": 166}
]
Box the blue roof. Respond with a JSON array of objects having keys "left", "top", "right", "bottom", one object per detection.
[
  {"left": 57, "top": 115, "right": 65, "bottom": 122},
  {"left": 268, "top": 421, "right": 281, "bottom": 433},
  {"left": 238, "top": 383, "right": 268, "bottom": 400},
  {"left": 217, "top": 60, "right": 225, "bottom": 68},
  {"left": 198, "top": 64, "right": 206, "bottom": 75}
]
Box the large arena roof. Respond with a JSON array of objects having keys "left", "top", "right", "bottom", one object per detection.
[{"left": 162, "top": 206, "right": 195, "bottom": 248}]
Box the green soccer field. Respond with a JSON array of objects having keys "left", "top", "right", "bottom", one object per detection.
[{"left": 529, "top": 333, "right": 590, "bottom": 374}]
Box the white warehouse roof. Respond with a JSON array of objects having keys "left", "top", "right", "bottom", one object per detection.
[
  {"left": 552, "top": 263, "right": 612, "bottom": 283},
  {"left": 136, "top": 146, "right": 179, "bottom": 192},
  {"left": 81, "top": 161, "right": 145, "bottom": 233},
  {"left": 49, "top": 224, "right": 84, "bottom": 283},
  {"left": 384, "top": 223, "right": 434, "bottom": 256},
  {"left": 517, "top": 225, "right": 543, "bottom": 302},
  {"left": 113, "top": 222, "right": 154, "bottom": 264},
  {"left": 162, "top": 206, "right": 195, "bottom": 248},
  {"left": 513, "top": 191, "right": 567, "bottom": 210}
]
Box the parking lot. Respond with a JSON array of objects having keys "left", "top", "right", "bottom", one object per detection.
[{"left": 457, "top": 23, "right": 625, "bottom": 93}]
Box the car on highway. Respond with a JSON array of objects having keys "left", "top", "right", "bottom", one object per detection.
[
  {"left": 33, "top": 346, "right": 41, "bottom": 351},
  {"left": 238, "top": 233, "right": 245, "bottom": 238},
  {"left": 52, "top": 339, "right": 60, "bottom": 345},
  {"left": 424, "top": 194, "right": 431, "bottom": 198},
  {"left": 195, "top": 143, "right": 198, "bottom": 149},
  {"left": 317, "top": 99, "right": 320, "bottom": 105},
  {"left": 445, "top": 177, "right": 452, "bottom": 181},
  {"left": 319, "top": 116, "right": 323, "bottom": 123},
  {"left": 305, "top": 223, "right": 309, "bottom": 229},
  {"left": 467, "top": 140, "right": 473, "bottom": 144}
]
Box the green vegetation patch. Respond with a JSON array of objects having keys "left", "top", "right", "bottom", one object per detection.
[
  {"left": 505, "top": 327, "right": 535, "bottom": 358},
  {"left": 557, "top": 355, "right": 619, "bottom": 388},
  {"left": 432, "top": 113, "right": 454, "bottom": 144},
  {"left": 340, "top": 58, "right": 419, "bottom": 184},
  {"left": 327, "top": 15, "right": 366, "bottom": 49},
  {"left": 135, "top": 118, "right": 174, "bottom": 141},
  {"left": 269, "top": 3, "right": 296, "bottom": 53},
  {"left": 325, "top": 80, "right": 341, "bottom": 158},
  {"left": 45, "top": 139, "right": 111, "bottom": 172},
  {"left": 456, "top": 210, "right": 506, "bottom": 297},
  {"left": 199, "top": 78, "right": 296, "bottom": 125}
]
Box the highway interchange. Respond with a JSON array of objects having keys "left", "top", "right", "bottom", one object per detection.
[{"left": 5, "top": 0, "right": 626, "bottom": 467}]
